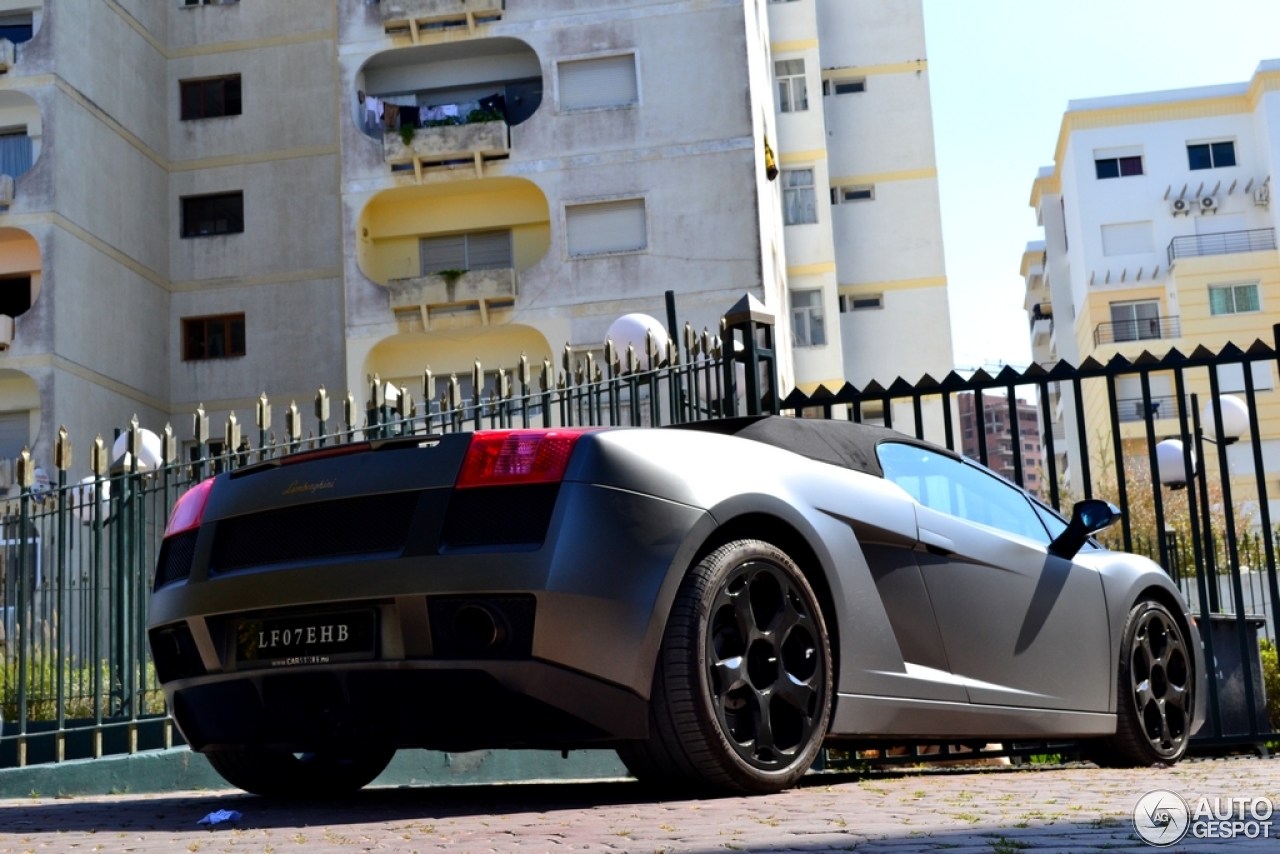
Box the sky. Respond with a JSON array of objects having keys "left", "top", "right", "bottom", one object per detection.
[{"left": 921, "top": 0, "right": 1280, "bottom": 372}]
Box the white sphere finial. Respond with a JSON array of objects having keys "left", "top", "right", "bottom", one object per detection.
[
  {"left": 1202, "top": 394, "right": 1250, "bottom": 442},
  {"left": 1155, "top": 439, "right": 1194, "bottom": 488}
]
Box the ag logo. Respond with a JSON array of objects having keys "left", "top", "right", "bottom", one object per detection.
[{"left": 1134, "top": 789, "right": 1190, "bottom": 846}]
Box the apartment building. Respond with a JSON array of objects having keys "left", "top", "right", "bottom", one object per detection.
[
  {"left": 0, "top": 0, "right": 952, "bottom": 471},
  {"left": 957, "top": 392, "right": 1044, "bottom": 495},
  {"left": 768, "top": 0, "right": 953, "bottom": 392},
  {"left": 1024, "top": 59, "right": 1280, "bottom": 506}
]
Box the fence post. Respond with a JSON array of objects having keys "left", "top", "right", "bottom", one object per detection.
[
  {"left": 722, "top": 293, "right": 778, "bottom": 417},
  {"left": 315, "top": 387, "right": 329, "bottom": 447},
  {"left": 54, "top": 428, "right": 71, "bottom": 762}
]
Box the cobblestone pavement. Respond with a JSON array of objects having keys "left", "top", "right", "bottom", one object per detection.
[{"left": 1, "top": 757, "right": 1278, "bottom": 853}]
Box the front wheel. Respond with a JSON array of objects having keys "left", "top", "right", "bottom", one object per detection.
[
  {"left": 1087, "top": 599, "right": 1194, "bottom": 768},
  {"left": 618, "top": 539, "right": 832, "bottom": 794},
  {"left": 205, "top": 746, "right": 396, "bottom": 797}
]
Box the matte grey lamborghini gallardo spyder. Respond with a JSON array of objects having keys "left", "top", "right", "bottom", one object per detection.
[{"left": 147, "top": 416, "right": 1206, "bottom": 796}]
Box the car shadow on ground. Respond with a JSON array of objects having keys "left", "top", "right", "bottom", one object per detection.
[{"left": 0, "top": 767, "right": 1046, "bottom": 835}]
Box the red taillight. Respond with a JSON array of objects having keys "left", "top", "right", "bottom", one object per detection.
[
  {"left": 165, "top": 478, "right": 215, "bottom": 538},
  {"left": 455, "top": 429, "right": 592, "bottom": 489}
]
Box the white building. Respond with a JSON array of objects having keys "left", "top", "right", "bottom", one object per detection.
[
  {"left": 1024, "top": 59, "right": 1280, "bottom": 497},
  {"left": 0, "top": 0, "right": 954, "bottom": 471},
  {"left": 769, "top": 0, "right": 954, "bottom": 392}
]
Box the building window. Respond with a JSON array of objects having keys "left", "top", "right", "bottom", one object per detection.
[
  {"left": 565, "top": 198, "right": 647, "bottom": 257},
  {"left": 1095, "top": 156, "right": 1143, "bottom": 179},
  {"left": 839, "top": 294, "right": 882, "bottom": 312},
  {"left": 1209, "top": 283, "right": 1260, "bottom": 316},
  {"left": 181, "top": 192, "right": 244, "bottom": 237},
  {"left": 831, "top": 185, "right": 874, "bottom": 204},
  {"left": 183, "top": 314, "right": 246, "bottom": 361},
  {"left": 181, "top": 75, "right": 242, "bottom": 121},
  {"left": 1188, "top": 141, "right": 1236, "bottom": 171},
  {"left": 0, "top": 130, "right": 33, "bottom": 179},
  {"left": 823, "top": 78, "right": 865, "bottom": 96},
  {"left": 0, "top": 276, "right": 31, "bottom": 318},
  {"left": 791, "top": 290, "right": 826, "bottom": 347},
  {"left": 782, "top": 169, "right": 817, "bottom": 225},
  {"left": 775, "top": 60, "right": 808, "bottom": 113},
  {"left": 1109, "top": 300, "right": 1161, "bottom": 342},
  {"left": 557, "top": 54, "right": 639, "bottom": 112},
  {"left": 420, "top": 230, "right": 513, "bottom": 274},
  {"left": 0, "top": 12, "right": 33, "bottom": 43}
]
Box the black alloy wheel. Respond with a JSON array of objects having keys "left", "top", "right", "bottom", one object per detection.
[
  {"left": 616, "top": 539, "right": 832, "bottom": 794},
  {"left": 1087, "top": 599, "right": 1194, "bottom": 768},
  {"left": 707, "top": 559, "right": 826, "bottom": 770}
]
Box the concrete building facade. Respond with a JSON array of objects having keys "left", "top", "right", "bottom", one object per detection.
[
  {"left": 0, "top": 0, "right": 953, "bottom": 472},
  {"left": 1024, "top": 59, "right": 1280, "bottom": 510}
]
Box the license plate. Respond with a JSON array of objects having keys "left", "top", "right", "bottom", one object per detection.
[{"left": 236, "top": 610, "right": 376, "bottom": 668}]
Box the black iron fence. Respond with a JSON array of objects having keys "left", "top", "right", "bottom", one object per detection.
[
  {"left": 1, "top": 301, "right": 1276, "bottom": 771},
  {"left": 1168, "top": 227, "right": 1277, "bottom": 264}
]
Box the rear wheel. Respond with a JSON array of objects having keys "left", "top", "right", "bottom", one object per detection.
[
  {"left": 204, "top": 746, "right": 395, "bottom": 797},
  {"left": 1087, "top": 599, "right": 1194, "bottom": 768},
  {"left": 618, "top": 539, "right": 832, "bottom": 794}
]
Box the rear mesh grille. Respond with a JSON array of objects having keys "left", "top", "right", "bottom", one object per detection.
[
  {"left": 442, "top": 484, "right": 559, "bottom": 547},
  {"left": 209, "top": 492, "right": 421, "bottom": 572},
  {"left": 154, "top": 530, "right": 199, "bottom": 591}
]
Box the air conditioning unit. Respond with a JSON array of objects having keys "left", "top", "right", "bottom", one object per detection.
[
  {"left": 1256, "top": 185, "right": 1272, "bottom": 208},
  {"left": 1198, "top": 195, "right": 1219, "bottom": 213},
  {"left": 1170, "top": 197, "right": 1194, "bottom": 215}
]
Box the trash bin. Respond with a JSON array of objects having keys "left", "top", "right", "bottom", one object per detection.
[{"left": 1194, "top": 613, "right": 1270, "bottom": 740}]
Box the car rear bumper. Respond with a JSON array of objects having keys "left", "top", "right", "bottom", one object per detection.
[
  {"left": 165, "top": 659, "right": 649, "bottom": 752},
  {"left": 148, "top": 482, "right": 711, "bottom": 751}
]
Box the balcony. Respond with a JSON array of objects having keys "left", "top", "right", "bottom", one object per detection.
[
  {"left": 1116, "top": 396, "right": 1182, "bottom": 423},
  {"left": 383, "top": 120, "right": 509, "bottom": 179},
  {"left": 1093, "top": 315, "right": 1180, "bottom": 347},
  {"left": 387, "top": 267, "right": 516, "bottom": 313},
  {"left": 1167, "top": 228, "right": 1277, "bottom": 264},
  {"left": 381, "top": 0, "right": 504, "bottom": 41}
]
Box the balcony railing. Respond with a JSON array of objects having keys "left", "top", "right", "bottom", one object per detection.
[
  {"left": 381, "top": 0, "right": 504, "bottom": 39},
  {"left": 1093, "top": 315, "right": 1180, "bottom": 346},
  {"left": 383, "top": 120, "right": 509, "bottom": 178},
  {"left": 386, "top": 267, "right": 517, "bottom": 312},
  {"left": 1167, "top": 227, "right": 1277, "bottom": 264},
  {"left": 1115, "top": 395, "right": 1183, "bottom": 423}
]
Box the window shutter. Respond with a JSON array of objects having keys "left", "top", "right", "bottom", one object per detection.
[
  {"left": 466, "top": 231, "right": 513, "bottom": 270},
  {"left": 558, "top": 55, "right": 638, "bottom": 111},
  {"left": 420, "top": 235, "right": 467, "bottom": 273},
  {"left": 566, "top": 199, "right": 647, "bottom": 257},
  {"left": 0, "top": 411, "right": 29, "bottom": 462}
]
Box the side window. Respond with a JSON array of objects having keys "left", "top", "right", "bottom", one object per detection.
[{"left": 876, "top": 443, "right": 1051, "bottom": 543}]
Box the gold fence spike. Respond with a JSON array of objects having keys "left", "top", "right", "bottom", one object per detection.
[
  {"left": 257, "top": 392, "right": 271, "bottom": 430},
  {"left": 16, "top": 446, "right": 33, "bottom": 489},
  {"left": 54, "top": 426, "right": 71, "bottom": 472},
  {"left": 193, "top": 403, "right": 209, "bottom": 444},
  {"left": 225, "top": 411, "right": 241, "bottom": 451},
  {"left": 163, "top": 423, "right": 176, "bottom": 465},
  {"left": 315, "top": 386, "right": 330, "bottom": 421},
  {"left": 91, "top": 435, "right": 107, "bottom": 477}
]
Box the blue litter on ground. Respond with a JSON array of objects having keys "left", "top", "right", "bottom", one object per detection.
[{"left": 197, "top": 809, "right": 242, "bottom": 827}]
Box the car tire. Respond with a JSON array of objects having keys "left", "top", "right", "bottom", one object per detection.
[
  {"left": 1087, "top": 599, "right": 1194, "bottom": 768},
  {"left": 204, "top": 746, "right": 396, "bottom": 797},
  {"left": 618, "top": 539, "right": 832, "bottom": 794}
]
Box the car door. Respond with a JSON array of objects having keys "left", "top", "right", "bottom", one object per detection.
[{"left": 876, "top": 443, "right": 1112, "bottom": 712}]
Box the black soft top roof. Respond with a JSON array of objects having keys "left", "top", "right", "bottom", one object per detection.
[{"left": 671, "top": 415, "right": 956, "bottom": 478}]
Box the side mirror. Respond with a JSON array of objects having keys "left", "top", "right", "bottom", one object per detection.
[{"left": 1048, "top": 499, "right": 1121, "bottom": 559}]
